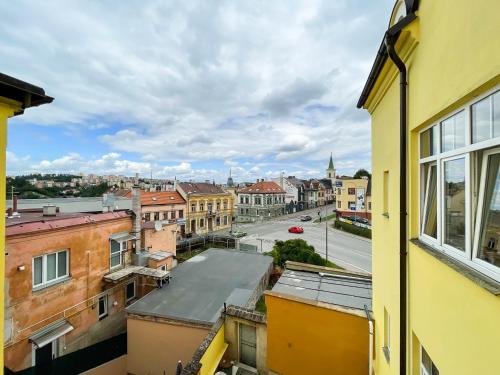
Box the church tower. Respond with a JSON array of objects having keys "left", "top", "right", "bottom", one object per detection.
[
  {"left": 326, "top": 153, "right": 336, "bottom": 180},
  {"left": 226, "top": 168, "right": 234, "bottom": 187}
]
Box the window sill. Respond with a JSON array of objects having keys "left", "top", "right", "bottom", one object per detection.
[
  {"left": 32, "top": 276, "right": 71, "bottom": 293},
  {"left": 382, "top": 346, "right": 390, "bottom": 363},
  {"left": 411, "top": 239, "right": 500, "bottom": 295}
]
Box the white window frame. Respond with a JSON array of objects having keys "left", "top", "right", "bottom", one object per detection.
[
  {"left": 110, "top": 240, "right": 128, "bottom": 270},
  {"left": 126, "top": 280, "right": 136, "bottom": 303},
  {"left": 159, "top": 264, "right": 167, "bottom": 271},
  {"left": 420, "top": 161, "right": 439, "bottom": 246},
  {"left": 418, "top": 86, "right": 500, "bottom": 281},
  {"left": 98, "top": 295, "right": 108, "bottom": 319},
  {"left": 32, "top": 250, "right": 69, "bottom": 288}
]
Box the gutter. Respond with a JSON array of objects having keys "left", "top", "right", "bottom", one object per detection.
[{"left": 385, "top": 29, "right": 408, "bottom": 375}]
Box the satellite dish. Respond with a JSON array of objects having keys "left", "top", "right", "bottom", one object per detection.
[{"left": 154, "top": 221, "right": 162, "bottom": 231}]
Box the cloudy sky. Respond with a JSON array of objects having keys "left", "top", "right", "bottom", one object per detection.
[{"left": 2, "top": 0, "right": 394, "bottom": 182}]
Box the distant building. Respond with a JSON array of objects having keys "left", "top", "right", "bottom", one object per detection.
[
  {"left": 236, "top": 180, "right": 286, "bottom": 222},
  {"left": 177, "top": 182, "right": 234, "bottom": 236},
  {"left": 271, "top": 174, "right": 299, "bottom": 213},
  {"left": 335, "top": 176, "right": 372, "bottom": 220}
]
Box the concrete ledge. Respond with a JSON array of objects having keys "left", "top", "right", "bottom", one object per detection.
[
  {"left": 410, "top": 238, "right": 500, "bottom": 295},
  {"left": 285, "top": 261, "right": 371, "bottom": 278}
]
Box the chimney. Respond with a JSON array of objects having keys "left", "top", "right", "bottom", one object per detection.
[
  {"left": 173, "top": 177, "right": 177, "bottom": 191},
  {"left": 43, "top": 205, "right": 57, "bottom": 216},
  {"left": 13, "top": 195, "right": 18, "bottom": 214},
  {"left": 131, "top": 186, "right": 142, "bottom": 253},
  {"left": 256, "top": 178, "right": 259, "bottom": 183},
  {"left": 280, "top": 172, "right": 284, "bottom": 188}
]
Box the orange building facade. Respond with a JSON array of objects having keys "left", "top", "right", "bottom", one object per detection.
[{"left": 4, "top": 211, "right": 145, "bottom": 372}]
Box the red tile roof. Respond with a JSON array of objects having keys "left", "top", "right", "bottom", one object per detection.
[
  {"left": 125, "top": 191, "right": 186, "bottom": 206},
  {"left": 6, "top": 211, "right": 131, "bottom": 236},
  {"left": 238, "top": 181, "right": 285, "bottom": 194}
]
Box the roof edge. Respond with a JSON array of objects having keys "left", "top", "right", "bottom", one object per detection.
[{"left": 356, "top": 11, "right": 417, "bottom": 109}]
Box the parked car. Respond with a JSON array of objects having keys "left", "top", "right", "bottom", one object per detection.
[
  {"left": 299, "top": 215, "right": 312, "bottom": 221},
  {"left": 231, "top": 230, "right": 247, "bottom": 238},
  {"left": 288, "top": 226, "right": 304, "bottom": 234},
  {"left": 344, "top": 216, "right": 370, "bottom": 225}
]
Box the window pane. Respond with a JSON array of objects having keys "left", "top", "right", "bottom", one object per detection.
[
  {"left": 472, "top": 96, "right": 491, "bottom": 143},
  {"left": 421, "top": 347, "right": 432, "bottom": 372},
  {"left": 57, "top": 251, "right": 67, "bottom": 277},
  {"left": 420, "top": 125, "right": 439, "bottom": 158},
  {"left": 126, "top": 282, "right": 135, "bottom": 300},
  {"left": 494, "top": 91, "right": 500, "bottom": 138},
  {"left": 46, "top": 253, "right": 57, "bottom": 281},
  {"left": 110, "top": 253, "right": 121, "bottom": 268},
  {"left": 441, "top": 111, "right": 465, "bottom": 152},
  {"left": 444, "top": 158, "right": 466, "bottom": 251},
  {"left": 476, "top": 153, "right": 500, "bottom": 268},
  {"left": 110, "top": 240, "right": 120, "bottom": 254},
  {"left": 423, "top": 164, "right": 438, "bottom": 238},
  {"left": 33, "top": 257, "right": 43, "bottom": 285}
]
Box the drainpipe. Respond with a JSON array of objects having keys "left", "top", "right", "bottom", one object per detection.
[
  {"left": 385, "top": 34, "right": 407, "bottom": 375},
  {"left": 131, "top": 186, "right": 142, "bottom": 253},
  {"left": 365, "top": 305, "right": 373, "bottom": 375}
]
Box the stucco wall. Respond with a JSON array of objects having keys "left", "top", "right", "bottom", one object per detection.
[
  {"left": 81, "top": 354, "right": 127, "bottom": 375},
  {"left": 127, "top": 316, "right": 210, "bottom": 375},
  {"left": 142, "top": 223, "right": 177, "bottom": 254},
  {"left": 265, "top": 293, "right": 369, "bottom": 375}
]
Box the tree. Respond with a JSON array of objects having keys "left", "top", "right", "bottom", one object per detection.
[
  {"left": 353, "top": 168, "right": 371, "bottom": 180},
  {"left": 268, "top": 239, "right": 326, "bottom": 268}
]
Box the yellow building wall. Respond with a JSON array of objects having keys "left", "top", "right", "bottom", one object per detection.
[
  {"left": 186, "top": 195, "right": 234, "bottom": 235},
  {"left": 0, "top": 101, "right": 20, "bottom": 372},
  {"left": 265, "top": 293, "right": 369, "bottom": 375},
  {"left": 336, "top": 178, "right": 370, "bottom": 217},
  {"left": 199, "top": 324, "right": 228, "bottom": 375},
  {"left": 366, "top": 1, "right": 500, "bottom": 374}
]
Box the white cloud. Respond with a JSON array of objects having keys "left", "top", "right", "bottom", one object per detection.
[{"left": 3, "top": 0, "right": 394, "bottom": 178}]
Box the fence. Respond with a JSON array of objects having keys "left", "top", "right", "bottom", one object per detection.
[
  {"left": 5, "top": 333, "right": 126, "bottom": 375},
  {"left": 176, "top": 234, "right": 237, "bottom": 253}
]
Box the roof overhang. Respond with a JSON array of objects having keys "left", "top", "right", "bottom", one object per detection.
[
  {"left": 356, "top": 0, "right": 419, "bottom": 109},
  {"left": 109, "top": 231, "right": 136, "bottom": 242},
  {"left": 0, "top": 72, "right": 53, "bottom": 115},
  {"left": 30, "top": 321, "right": 74, "bottom": 349}
]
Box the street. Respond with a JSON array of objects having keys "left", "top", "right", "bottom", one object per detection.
[{"left": 233, "top": 205, "right": 372, "bottom": 273}]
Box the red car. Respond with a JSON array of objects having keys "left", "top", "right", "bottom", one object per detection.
[{"left": 288, "top": 226, "right": 304, "bottom": 234}]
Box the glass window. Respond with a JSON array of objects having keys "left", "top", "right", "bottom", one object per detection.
[
  {"left": 126, "top": 281, "right": 136, "bottom": 302},
  {"left": 179, "top": 210, "right": 183, "bottom": 218},
  {"left": 443, "top": 158, "right": 466, "bottom": 251},
  {"left": 383, "top": 308, "right": 390, "bottom": 359},
  {"left": 46, "top": 253, "right": 56, "bottom": 281},
  {"left": 224, "top": 216, "right": 228, "bottom": 225},
  {"left": 494, "top": 91, "right": 500, "bottom": 137},
  {"left": 422, "top": 163, "right": 438, "bottom": 239},
  {"left": 33, "top": 250, "right": 69, "bottom": 288},
  {"left": 441, "top": 111, "right": 465, "bottom": 152},
  {"left": 33, "top": 257, "right": 43, "bottom": 286},
  {"left": 420, "top": 125, "right": 439, "bottom": 157},
  {"left": 476, "top": 152, "right": 500, "bottom": 268},
  {"left": 57, "top": 251, "right": 67, "bottom": 278},
  {"left": 98, "top": 296, "right": 108, "bottom": 319},
  {"left": 421, "top": 346, "right": 439, "bottom": 375},
  {"left": 472, "top": 96, "right": 491, "bottom": 143}
]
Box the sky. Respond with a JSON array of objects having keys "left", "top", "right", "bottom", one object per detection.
[{"left": 2, "top": 0, "right": 395, "bottom": 183}]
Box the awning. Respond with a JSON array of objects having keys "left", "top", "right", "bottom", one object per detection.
[
  {"left": 109, "top": 231, "right": 136, "bottom": 242},
  {"left": 30, "top": 321, "right": 74, "bottom": 348}
]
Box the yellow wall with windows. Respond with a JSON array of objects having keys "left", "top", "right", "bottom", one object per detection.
[
  {"left": 0, "top": 100, "right": 21, "bottom": 371},
  {"left": 185, "top": 194, "right": 234, "bottom": 235},
  {"left": 335, "top": 178, "right": 370, "bottom": 217},
  {"left": 265, "top": 292, "right": 369, "bottom": 375},
  {"left": 365, "top": 0, "right": 500, "bottom": 374}
]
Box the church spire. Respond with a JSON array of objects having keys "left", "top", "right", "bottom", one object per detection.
[{"left": 328, "top": 153, "right": 334, "bottom": 170}]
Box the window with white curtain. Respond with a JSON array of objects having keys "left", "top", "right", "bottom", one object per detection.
[{"left": 419, "top": 87, "right": 500, "bottom": 281}]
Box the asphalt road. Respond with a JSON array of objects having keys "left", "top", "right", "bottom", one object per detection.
[{"left": 232, "top": 205, "right": 372, "bottom": 273}]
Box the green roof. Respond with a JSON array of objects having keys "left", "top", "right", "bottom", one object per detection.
[{"left": 328, "top": 154, "right": 334, "bottom": 170}]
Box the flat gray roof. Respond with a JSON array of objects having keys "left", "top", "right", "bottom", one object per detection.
[
  {"left": 127, "top": 248, "right": 273, "bottom": 324},
  {"left": 272, "top": 269, "right": 372, "bottom": 312}
]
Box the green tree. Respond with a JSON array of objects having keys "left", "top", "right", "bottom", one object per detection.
[
  {"left": 268, "top": 239, "right": 326, "bottom": 268},
  {"left": 353, "top": 168, "right": 371, "bottom": 179}
]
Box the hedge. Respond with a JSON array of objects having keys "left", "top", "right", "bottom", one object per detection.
[{"left": 333, "top": 219, "right": 372, "bottom": 239}]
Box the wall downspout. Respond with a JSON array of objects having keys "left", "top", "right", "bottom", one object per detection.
[
  {"left": 364, "top": 305, "right": 374, "bottom": 375},
  {"left": 385, "top": 34, "right": 407, "bottom": 375}
]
